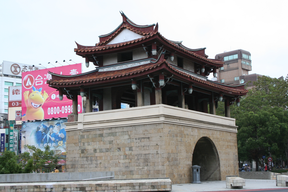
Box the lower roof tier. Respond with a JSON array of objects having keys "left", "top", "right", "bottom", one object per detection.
[{"left": 48, "top": 57, "right": 247, "bottom": 98}]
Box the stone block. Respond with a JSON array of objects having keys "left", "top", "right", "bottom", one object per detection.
[
  {"left": 226, "top": 176, "right": 245, "bottom": 189},
  {"left": 276, "top": 175, "right": 288, "bottom": 187}
]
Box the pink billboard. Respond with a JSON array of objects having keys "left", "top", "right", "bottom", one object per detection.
[{"left": 22, "top": 64, "right": 82, "bottom": 121}]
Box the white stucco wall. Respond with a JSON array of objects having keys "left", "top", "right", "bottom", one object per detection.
[
  {"left": 103, "top": 48, "right": 148, "bottom": 66},
  {"left": 107, "top": 29, "right": 144, "bottom": 45},
  {"left": 132, "top": 47, "right": 147, "bottom": 60},
  {"left": 103, "top": 53, "right": 118, "bottom": 66},
  {"left": 103, "top": 88, "right": 112, "bottom": 110},
  {"left": 183, "top": 58, "right": 195, "bottom": 72},
  {"left": 167, "top": 55, "right": 194, "bottom": 72}
]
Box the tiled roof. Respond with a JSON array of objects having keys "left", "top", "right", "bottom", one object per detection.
[
  {"left": 75, "top": 32, "right": 157, "bottom": 52},
  {"left": 48, "top": 60, "right": 247, "bottom": 96},
  {"left": 97, "top": 12, "right": 156, "bottom": 46},
  {"left": 157, "top": 33, "right": 223, "bottom": 66},
  {"left": 165, "top": 62, "right": 247, "bottom": 95},
  {"left": 75, "top": 13, "right": 223, "bottom": 67},
  {"left": 97, "top": 23, "right": 156, "bottom": 46},
  {"left": 75, "top": 32, "right": 223, "bottom": 67}
]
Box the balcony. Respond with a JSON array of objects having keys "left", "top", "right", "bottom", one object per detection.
[{"left": 66, "top": 104, "right": 237, "bottom": 133}]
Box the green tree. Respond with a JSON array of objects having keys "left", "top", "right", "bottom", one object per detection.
[
  {"left": 0, "top": 150, "right": 22, "bottom": 174},
  {"left": 234, "top": 75, "right": 288, "bottom": 170},
  {"left": 25, "top": 145, "right": 59, "bottom": 173},
  {"left": 17, "top": 152, "right": 31, "bottom": 169}
]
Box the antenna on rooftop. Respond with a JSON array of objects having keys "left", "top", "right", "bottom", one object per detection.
[
  {"left": 38, "top": 63, "right": 47, "bottom": 69},
  {"left": 68, "top": 59, "right": 76, "bottom": 64},
  {"left": 55, "top": 61, "right": 63, "bottom": 66},
  {"left": 47, "top": 62, "right": 56, "bottom": 67}
]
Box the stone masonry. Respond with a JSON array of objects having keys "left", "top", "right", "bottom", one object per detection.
[
  {"left": 0, "top": 178, "right": 172, "bottom": 192},
  {"left": 65, "top": 104, "right": 239, "bottom": 184}
]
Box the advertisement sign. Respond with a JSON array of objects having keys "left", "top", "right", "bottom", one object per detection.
[
  {"left": 21, "top": 119, "right": 67, "bottom": 153},
  {"left": 15, "top": 110, "right": 22, "bottom": 121},
  {"left": 13, "top": 130, "right": 18, "bottom": 155},
  {"left": 0, "top": 133, "right": 5, "bottom": 152},
  {"left": 19, "top": 132, "right": 21, "bottom": 154},
  {"left": 9, "top": 130, "right": 14, "bottom": 152},
  {"left": 2, "top": 60, "right": 42, "bottom": 77},
  {"left": 21, "top": 64, "right": 82, "bottom": 121},
  {"left": 8, "top": 86, "right": 22, "bottom": 107}
]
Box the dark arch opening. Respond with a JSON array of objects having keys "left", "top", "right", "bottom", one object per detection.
[{"left": 192, "top": 137, "right": 221, "bottom": 181}]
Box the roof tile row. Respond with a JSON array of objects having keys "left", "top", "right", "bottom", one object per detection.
[{"left": 48, "top": 60, "right": 246, "bottom": 95}]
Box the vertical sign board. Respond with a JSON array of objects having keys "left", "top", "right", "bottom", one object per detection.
[
  {"left": 19, "top": 131, "right": 21, "bottom": 154},
  {"left": 8, "top": 86, "right": 22, "bottom": 107},
  {"left": 8, "top": 86, "right": 22, "bottom": 125},
  {"left": 13, "top": 130, "right": 18, "bottom": 155},
  {"left": 9, "top": 129, "right": 14, "bottom": 152},
  {"left": 15, "top": 110, "right": 22, "bottom": 121},
  {"left": 0, "top": 133, "right": 5, "bottom": 152},
  {"left": 21, "top": 64, "right": 82, "bottom": 121}
]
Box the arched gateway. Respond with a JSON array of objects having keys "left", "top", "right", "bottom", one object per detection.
[
  {"left": 47, "top": 12, "right": 247, "bottom": 184},
  {"left": 192, "top": 137, "right": 221, "bottom": 181}
]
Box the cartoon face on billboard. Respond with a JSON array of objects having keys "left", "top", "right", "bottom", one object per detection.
[
  {"left": 22, "top": 86, "right": 49, "bottom": 121},
  {"left": 22, "top": 64, "right": 82, "bottom": 121}
]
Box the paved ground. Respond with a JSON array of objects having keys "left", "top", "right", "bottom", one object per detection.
[{"left": 172, "top": 179, "right": 288, "bottom": 192}]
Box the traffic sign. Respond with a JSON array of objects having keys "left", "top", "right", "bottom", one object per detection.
[{"left": 268, "top": 157, "right": 273, "bottom": 162}]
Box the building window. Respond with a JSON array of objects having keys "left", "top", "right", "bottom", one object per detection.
[
  {"left": 118, "top": 52, "right": 133, "bottom": 62},
  {"left": 4, "top": 95, "right": 8, "bottom": 99},
  {"left": 4, "top": 109, "right": 8, "bottom": 113},
  {"left": 234, "top": 77, "right": 239, "bottom": 81},
  {"left": 4, "top": 88, "right": 9, "bottom": 93},
  {"left": 15, "top": 83, "right": 22, "bottom": 86},
  {"left": 177, "top": 57, "right": 183, "bottom": 68},
  {"left": 220, "top": 79, "right": 225, "bottom": 83},
  {"left": 4, "top": 102, "right": 8, "bottom": 106},
  {"left": 224, "top": 54, "right": 238, "bottom": 61},
  {"left": 5, "top": 81, "right": 13, "bottom": 86},
  {"left": 220, "top": 67, "right": 224, "bottom": 71},
  {"left": 241, "top": 61, "right": 251, "bottom": 65},
  {"left": 242, "top": 54, "right": 250, "bottom": 60}
]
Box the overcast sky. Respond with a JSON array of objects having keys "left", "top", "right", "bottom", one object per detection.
[{"left": 1, "top": 0, "right": 287, "bottom": 78}]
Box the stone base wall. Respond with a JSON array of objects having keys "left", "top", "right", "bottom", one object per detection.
[
  {"left": 66, "top": 105, "right": 239, "bottom": 184},
  {"left": 240, "top": 171, "right": 281, "bottom": 180},
  {"left": 0, "top": 172, "right": 113, "bottom": 183},
  {"left": 0, "top": 178, "right": 171, "bottom": 192}
]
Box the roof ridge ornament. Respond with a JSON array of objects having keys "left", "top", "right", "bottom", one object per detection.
[
  {"left": 154, "top": 23, "right": 158, "bottom": 32},
  {"left": 120, "top": 11, "right": 128, "bottom": 23}
]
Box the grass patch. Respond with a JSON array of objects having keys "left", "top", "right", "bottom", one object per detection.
[{"left": 270, "top": 169, "right": 288, "bottom": 173}]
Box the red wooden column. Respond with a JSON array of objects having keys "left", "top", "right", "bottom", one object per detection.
[
  {"left": 73, "top": 93, "right": 78, "bottom": 116},
  {"left": 85, "top": 89, "right": 92, "bottom": 113},
  {"left": 67, "top": 92, "right": 78, "bottom": 122},
  {"left": 210, "top": 93, "right": 216, "bottom": 115},
  {"left": 225, "top": 98, "right": 231, "bottom": 117},
  {"left": 203, "top": 100, "right": 208, "bottom": 113},
  {"left": 137, "top": 81, "right": 143, "bottom": 107},
  {"left": 155, "top": 87, "right": 162, "bottom": 104}
]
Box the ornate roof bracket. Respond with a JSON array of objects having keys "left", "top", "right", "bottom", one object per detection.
[
  {"left": 142, "top": 44, "right": 148, "bottom": 56},
  {"left": 92, "top": 55, "right": 98, "bottom": 65},
  {"left": 64, "top": 88, "right": 73, "bottom": 100},
  {"left": 147, "top": 75, "right": 156, "bottom": 88}
]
